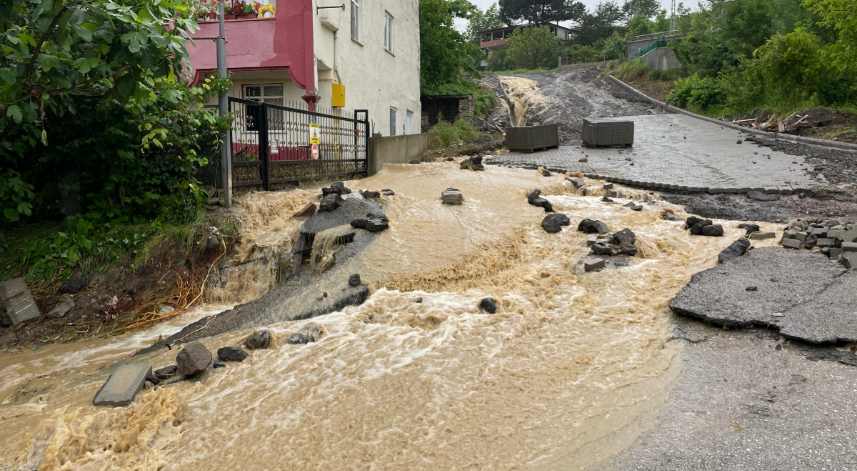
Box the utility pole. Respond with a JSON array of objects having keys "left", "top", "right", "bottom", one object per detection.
[
  {"left": 217, "top": 0, "right": 231, "bottom": 207},
  {"left": 670, "top": 0, "right": 677, "bottom": 32}
]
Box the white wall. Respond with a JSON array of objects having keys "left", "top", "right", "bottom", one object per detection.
[{"left": 312, "top": 0, "right": 421, "bottom": 136}]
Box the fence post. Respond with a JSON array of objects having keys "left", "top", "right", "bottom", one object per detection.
[{"left": 259, "top": 103, "right": 270, "bottom": 191}]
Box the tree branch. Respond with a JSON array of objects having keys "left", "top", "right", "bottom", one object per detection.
[
  {"left": 47, "top": 64, "right": 131, "bottom": 96},
  {"left": 25, "top": 6, "right": 69, "bottom": 87}
]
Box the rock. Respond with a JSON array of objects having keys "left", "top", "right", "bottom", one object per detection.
[
  {"left": 205, "top": 234, "right": 220, "bottom": 251},
  {"left": 685, "top": 216, "right": 706, "bottom": 228},
  {"left": 602, "top": 196, "right": 615, "bottom": 203},
  {"left": 586, "top": 235, "right": 597, "bottom": 246},
  {"left": 629, "top": 204, "right": 643, "bottom": 211},
  {"left": 578, "top": 219, "right": 609, "bottom": 234},
  {"left": 612, "top": 228, "right": 636, "bottom": 246},
  {"left": 842, "top": 252, "right": 857, "bottom": 269},
  {"left": 217, "top": 346, "right": 248, "bottom": 362},
  {"left": 176, "top": 342, "right": 212, "bottom": 376},
  {"left": 154, "top": 365, "right": 178, "bottom": 380},
  {"left": 213, "top": 361, "right": 227, "bottom": 368},
  {"left": 479, "top": 297, "right": 498, "bottom": 314},
  {"left": 738, "top": 223, "right": 761, "bottom": 234},
  {"left": 737, "top": 139, "right": 743, "bottom": 144},
  {"left": 585, "top": 259, "right": 606, "bottom": 271},
  {"left": 670, "top": 247, "right": 856, "bottom": 343},
  {"left": 579, "top": 157, "right": 588, "bottom": 162},
  {"left": 781, "top": 238, "right": 803, "bottom": 249},
  {"left": 603, "top": 183, "right": 614, "bottom": 190},
  {"left": 460, "top": 156, "right": 484, "bottom": 171},
  {"left": 746, "top": 190, "right": 778, "bottom": 201},
  {"left": 689, "top": 220, "right": 713, "bottom": 236},
  {"left": 293, "top": 202, "right": 317, "bottom": 218},
  {"left": 288, "top": 323, "right": 322, "bottom": 344},
  {"left": 157, "top": 305, "right": 175, "bottom": 315},
  {"left": 702, "top": 224, "right": 724, "bottom": 237},
  {"left": 381, "top": 189, "right": 395, "bottom": 196},
  {"left": 746, "top": 231, "right": 774, "bottom": 240},
  {"left": 542, "top": 169, "right": 551, "bottom": 177},
  {"left": 542, "top": 213, "right": 570, "bottom": 233},
  {"left": 245, "top": 330, "right": 271, "bottom": 350},
  {"left": 351, "top": 216, "right": 389, "bottom": 232},
  {"left": 360, "top": 190, "right": 380, "bottom": 199},
  {"left": 592, "top": 243, "right": 622, "bottom": 256},
  {"left": 570, "top": 178, "right": 585, "bottom": 189},
  {"left": 526, "top": 189, "right": 554, "bottom": 213},
  {"left": 318, "top": 193, "right": 342, "bottom": 213},
  {"left": 446, "top": 157, "right": 454, "bottom": 161},
  {"left": 47, "top": 296, "right": 74, "bottom": 319},
  {"left": 330, "top": 182, "right": 351, "bottom": 195},
  {"left": 93, "top": 364, "right": 154, "bottom": 407},
  {"left": 718, "top": 238, "right": 751, "bottom": 263},
  {"left": 409, "top": 160, "right": 421, "bottom": 164},
  {"left": 442, "top": 188, "right": 463, "bottom": 205},
  {"left": 805, "top": 234, "right": 818, "bottom": 248},
  {"left": 349, "top": 274, "right": 362, "bottom": 287},
  {"left": 58, "top": 276, "right": 87, "bottom": 294},
  {"left": 663, "top": 210, "right": 683, "bottom": 222}
]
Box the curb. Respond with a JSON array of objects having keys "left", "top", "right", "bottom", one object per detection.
[{"left": 607, "top": 75, "right": 857, "bottom": 153}]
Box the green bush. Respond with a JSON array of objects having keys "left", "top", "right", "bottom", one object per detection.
[
  {"left": 613, "top": 59, "right": 652, "bottom": 81},
  {"left": 506, "top": 26, "right": 564, "bottom": 70},
  {"left": 487, "top": 49, "right": 517, "bottom": 72},
  {"left": 667, "top": 75, "right": 727, "bottom": 111},
  {"left": 430, "top": 118, "right": 481, "bottom": 149}
]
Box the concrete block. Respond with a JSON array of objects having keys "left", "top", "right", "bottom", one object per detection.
[
  {"left": 586, "top": 236, "right": 597, "bottom": 247},
  {"left": 570, "top": 178, "right": 585, "bottom": 189},
  {"left": 0, "top": 278, "right": 27, "bottom": 302},
  {"left": 826, "top": 229, "right": 842, "bottom": 239},
  {"left": 93, "top": 364, "right": 153, "bottom": 407},
  {"left": 603, "top": 183, "right": 614, "bottom": 190},
  {"left": 780, "top": 188, "right": 794, "bottom": 195},
  {"left": 8, "top": 298, "right": 40, "bottom": 325},
  {"left": 810, "top": 227, "right": 828, "bottom": 237},
  {"left": 585, "top": 259, "right": 606, "bottom": 272},
  {"left": 47, "top": 297, "right": 74, "bottom": 319},
  {"left": 841, "top": 242, "right": 857, "bottom": 253},
  {"left": 843, "top": 252, "right": 857, "bottom": 269},
  {"left": 817, "top": 238, "right": 834, "bottom": 248},
  {"left": 795, "top": 232, "right": 808, "bottom": 242},
  {"left": 750, "top": 232, "right": 776, "bottom": 240},
  {"left": 764, "top": 187, "right": 779, "bottom": 194},
  {"left": 594, "top": 221, "right": 610, "bottom": 234},
  {"left": 829, "top": 248, "right": 842, "bottom": 260},
  {"left": 841, "top": 229, "right": 857, "bottom": 243},
  {"left": 781, "top": 238, "right": 803, "bottom": 249},
  {"left": 441, "top": 188, "right": 463, "bottom": 205},
  {"left": 782, "top": 230, "right": 798, "bottom": 240}
]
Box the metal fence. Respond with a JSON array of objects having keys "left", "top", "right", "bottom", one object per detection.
[{"left": 227, "top": 97, "right": 369, "bottom": 189}]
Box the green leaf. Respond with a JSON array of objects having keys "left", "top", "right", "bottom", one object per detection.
[
  {"left": 72, "top": 24, "right": 93, "bottom": 42},
  {"left": 39, "top": 54, "right": 60, "bottom": 72},
  {"left": 0, "top": 68, "right": 15, "bottom": 84},
  {"left": 3, "top": 208, "right": 19, "bottom": 222},
  {"left": 6, "top": 105, "right": 22, "bottom": 124},
  {"left": 114, "top": 72, "right": 137, "bottom": 100}
]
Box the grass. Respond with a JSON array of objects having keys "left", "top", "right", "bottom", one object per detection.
[{"left": 429, "top": 118, "right": 482, "bottom": 150}]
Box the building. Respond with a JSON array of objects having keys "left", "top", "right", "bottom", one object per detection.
[
  {"left": 187, "top": 0, "right": 421, "bottom": 137},
  {"left": 478, "top": 23, "right": 573, "bottom": 52},
  {"left": 626, "top": 31, "right": 682, "bottom": 71}
]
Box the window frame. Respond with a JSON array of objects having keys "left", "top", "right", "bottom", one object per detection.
[
  {"left": 390, "top": 107, "right": 398, "bottom": 136},
  {"left": 384, "top": 11, "right": 393, "bottom": 54},
  {"left": 351, "top": 0, "right": 360, "bottom": 42},
  {"left": 242, "top": 84, "right": 285, "bottom": 132},
  {"left": 406, "top": 110, "right": 413, "bottom": 135}
]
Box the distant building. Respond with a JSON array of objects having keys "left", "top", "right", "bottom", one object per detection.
[
  {"left": 477, "top": 23, "right": 573, "bottom": 52},
  {"left": 626, "top": 31, "right": 683, "bottom": 71}
]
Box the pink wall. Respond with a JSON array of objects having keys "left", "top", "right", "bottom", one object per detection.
[{"left": 187, "top": 0, "right": 315, "bottom": 91}]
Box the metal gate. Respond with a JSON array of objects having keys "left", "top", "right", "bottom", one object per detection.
[{"left": 228, "top": 97, "right": 369, "bottom": 189}]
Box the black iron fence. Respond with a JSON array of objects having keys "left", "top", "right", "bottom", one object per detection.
[{"left": 227, "top": 97, "right": 369, "bottom": 189}]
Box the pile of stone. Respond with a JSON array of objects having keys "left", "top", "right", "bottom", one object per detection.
[
  {"left": 780, "top": 220, "right": 857, "bottom": 268},
  {"left": 460, "top": 156, "right": 484, "bottom": 171},
  {"left": 684, "top": 216, "right": 724, "bottom": 237},
  {"left": 527, "top": 189, "right": 554, "bottom": 213},
  {"left": 589, "top": 228, "right": 638, "bottom": 257},
  {"left": 319, "top": 182, "right": 352, "bottom": 213}
]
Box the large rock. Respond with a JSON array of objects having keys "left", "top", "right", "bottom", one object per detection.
[
  {"left": 245, "top": 330, "right": 271, "bottom": 350},
  {"left": 738, "top": 223, "right": 760, "bottom": 234},
  {"left": 542, "top": 213, "right": 570, "bottom": 233},
  {"left": 612, "top": 228, "right": 636, "bottom": 246},
  {"left": 479, "top": 297, "right": 498, "bottom": 314},
  {"left": 93, "top": 364, "right": 153, "bottom": 407},
  {"left": 154, "top": 365, "right": 178, "bottom": 380},
  {"left": 460, "top": 156, "right": 484, "bottom": 171},
  {"left": 58, "top": 275, "right": 87, "bottom": 294},
  {"left": 318, "top": 193, "right": 342, "bottom": 213},
  {"left": 689, "top": 219, "right": 713, "bottom": 236},
  {"left": 702, "top": 224, "right": 724, "bottom": 237},
  {"left": 442, "top": 188, "right": 463, "bottom": 205},
  {"left": 176, "top": 342, "right": 212, "bottom": 376},
  {"left": 526, "top": 189, "right": 554, "bottom": 213},
  {"left": 351, "top": 216, "right": 389, "bottom": 232},
  {"left": 217, "top": 346, "right": 249, "bottom": 362},
  {"left": 670, "top": 247, "right": 855, "bottom": 343},
  {"left": 287, "top": 323, "right": 322, "bottom": 344},
  {"left": 578, "top": 219, "right": 609, "bottom": 234},
  {"left": 718, "top": 238, "right": 751, "bottom": 264}
]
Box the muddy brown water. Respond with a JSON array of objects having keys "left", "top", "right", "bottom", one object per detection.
[{"left": 0, "top": 163, "right": 784, "bottom": 470}]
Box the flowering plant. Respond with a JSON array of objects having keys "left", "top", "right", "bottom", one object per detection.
[
  {"left": 194, "top": 0, "right": 219, "bottom": 17},
  {"left": 229, "top": 0, "right": 256, "bottom": 16}
]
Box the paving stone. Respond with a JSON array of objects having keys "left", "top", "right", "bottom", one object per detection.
[
  {"left": 843, "top": 252, "right": 857, "bottom": 269},
  {"left": 826, "top": 229, "right": 843, "bottom": 239},
  {"left": 781, "top": 238, "right": 803, "bottom": 249},
  {"left": 0, "top": 278, "right": 27, "bottom": 302},
  {"left": 782, "top": 229, "right": 798, "bottom": 239},
  {"left": 441, "top": 188, "right": 463, "bottom": 205},
  {"left": 842, "top": 242, "right": 857, "bottom": 252},
  {"left": 93, "top": 364, "right": 153, "bottom": 407},
  {"left": 795, "top": 232, "right": 808, "bottom": 242},
  {"left": 603, "top": 183, "right": 614, "bottom": 190},
  {"left": 817, "top": 238, "right": 834, "bottom": 248},
  {"left": 587, "top": 236, "right": 597, "bottom": 246},
  {"left": 829, "top": 248, "right": 842, "bottom": 260},
  {"left": 810, "top": 227, "right": 828, "bottom": 236},
  {"left": 749, "top": 232, "right": 776, "bottom": 240},
  {"left": 585, "top": 259, "right": 606, "bottom": 272}
]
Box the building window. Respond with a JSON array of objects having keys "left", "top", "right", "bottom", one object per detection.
[
  {"left": 351, "top": 0, "right": 360, "bottom": 41},
  {"left": 406, "top": 110, "right": 413, "bottom": 135},
  {"left": 390, "top": 107, "right": 397, "bottom": 136},
  {"left": 384, "top": 12, "right": 393, "bottom": 53},
  {"left": 243, "top": 84, "right": 284, "bottom": 131}
]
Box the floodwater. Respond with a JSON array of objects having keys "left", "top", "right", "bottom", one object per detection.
[
  {"left": 499, "top": 76, "right": 546, "bottom": 127},
  {"left": 0, "top": 163, "right": 784, "bottom": 470}
]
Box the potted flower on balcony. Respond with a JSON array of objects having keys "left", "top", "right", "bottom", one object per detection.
[
  {"left": 229, "top": 0, "right": 257, "bottom": 19},
  {"left": 195, "top": 0, "right": 219, "bottom": 20}
]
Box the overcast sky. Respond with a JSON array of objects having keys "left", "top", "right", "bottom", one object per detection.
[{"left": 454, "top": 0, "right": 676, "bottom": 31}]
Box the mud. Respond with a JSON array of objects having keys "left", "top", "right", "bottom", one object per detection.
[{"left": 661, "top": 191, "right": 857, "bottom": 223}]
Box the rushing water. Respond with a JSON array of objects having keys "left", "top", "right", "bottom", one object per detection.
[{"left": 0, "top": 163, "right": 783, "bottom": 470}]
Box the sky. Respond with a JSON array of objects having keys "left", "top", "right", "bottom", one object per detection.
[{"left": 454, "top": 0, "right": 676, "bottom": 31}]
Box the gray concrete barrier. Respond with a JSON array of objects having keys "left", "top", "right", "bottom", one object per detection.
[{"left": 368, "top": 133, "right": 434, "bottom": 175}]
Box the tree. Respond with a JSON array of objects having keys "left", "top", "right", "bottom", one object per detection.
[
  {"left": 803, "top": 0, "right": 857, "bottom": 70},
  {"left": 573, "top": 1, "right": 625, "bottom": 45},
  {"left": 467, "top": 3, "right": 505, "bottom": 42},
  {"left": 622, "top": 0, "right": 661, "bottom": 19},
  {"left": 0, "top": 0, "right": 204, "bottom": 226},
  {"left": 499, "top": 0, "right": 585, "bottom": 25},
  {"left": 626, "top": 13, "right": 653, "bottom": 36},
  {"left": 420, "top": 0, "right": 480, "bottom": 93},
  {"left": 602, "top": 32, "right": 627, "bottom": 59},
  {"left": 506, "top": 26, "right": 564, "bottom": 69}
]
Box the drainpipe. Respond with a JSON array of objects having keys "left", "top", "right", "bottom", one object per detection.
[{"left": 216, "top": 0, "right": 231, "bottom": 207}]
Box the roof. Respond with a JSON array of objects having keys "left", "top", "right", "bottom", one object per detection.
[{"left": 476, "top": 22, "right": 571, "bottom": 35}]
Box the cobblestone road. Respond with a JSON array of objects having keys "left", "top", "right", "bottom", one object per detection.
[{"left": 488, "top": 114, "right": 824, "bottom": 194}]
